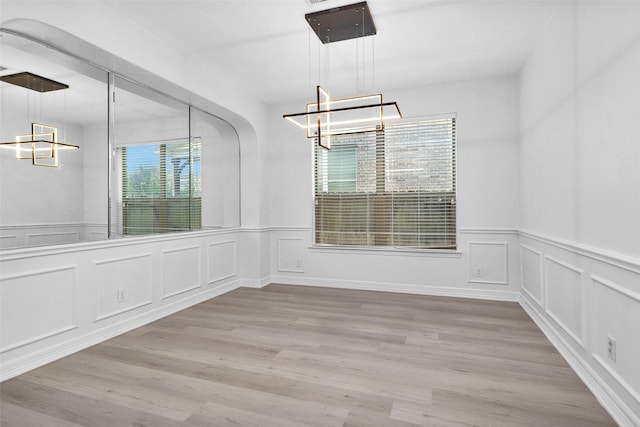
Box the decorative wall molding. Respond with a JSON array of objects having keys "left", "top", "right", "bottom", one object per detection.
[
  {"left": 242, "top": 276, "right": 271, "bottom": 289},
  {"left": 0, "top": 227, "right": 241, "bottom": 261},
  {"left": 94, "top": 253, "right": 153, "bottom": 321},
  {"left": 592, "top": 274, "right": 640, "bottom": 303},
  {"left": 520, "top": 295, "right": 639, "bottom": 427},
  {"left": 591, "top": 274, "right": 640, "bottom": 407},
  {"left": 0, "top": 223, "right": 87, "bottom": 231},
  {"left": 271, "top": 275, "right": 520, "bottom": 302},
  {"left": 0, "top": 265, "right": 78, "bottom": 353},
  {"left": 0, "top": 280, "right": 241, "bottom": 382},
  {"left": 468, "top": 241, "right": 509, "bottom": 285},
  {"left": 308, "top": 245, "right": 462, "bottom": 257},
  {"left": 459, "top": 227, "right": 518, "bottom": 235},
  {"left": 162, "top": 245, "right": 202, "bottom": 299},
  {"left": 301, "top": 226, "right": 518, "bottom": 257},
  {"left": 94, "top": 301, "right": 153, "bottom": 322},
  {"left": 519, "top": 237, "right": 639, "bottom": 426},
  {"left": 0, "top": 235, "right": 19, "bottom": 250},
  {"left": 26, "top": 231, "right": 79, "bottom": 247},
  {"left": 593, "top": 354, "right": 640, "bottom": 412},
  {"left": 0, "top": 223, "right": 99, "bottom": 250},
  {"left": 278, "top": 238, "right": 304, "bottom": 273},
  {"left": 543, "top": 255, "right": 584, "bottom": 348},
  {"left": 264, "top": 226, "right": 311, "bottom": 232},
  {"left": 519, "top": 229, "right": 640, "bottom": 274},
  {"left": 544, "top": 254, "right": 585, "bottom": 275},
  {"left": 208, "top": 240, "right": 237, "bottom": 284},
  {"left": 520, "top": 244, "right": 543, "bottom": 307}
]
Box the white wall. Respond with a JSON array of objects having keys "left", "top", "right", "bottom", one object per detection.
[
  {"left": 520, "top": 1, "right": 640, "bottom": 257},
  {"left": 0, "top": 229, "right": 246, "bottom": 382},
  {"left": 518, "top": 2, "right": 640, "bottom": 425},
  {"left": 266, "top": 76, "right": 521, "bottom": 298}
]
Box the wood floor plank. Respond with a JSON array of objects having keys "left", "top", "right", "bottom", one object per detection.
[
  {"left": 0, "top": 378, "right": 181, "bottom": 427},
  {"left": 21, "top": 364, "right": 201, "bottom": 422},
  {"left": 48, "top": 352, "right": 351, "bottom": 427},
  {"left": 184, "top": 401, "right": 321, "bottom": 427},
  {"left": 0, "top": 284, "right": 617, "bottom": 426},
  {"left": 0, "top": 400, "right": 84, "bottom": 427},
  {"left": 86, "top": 342, "right": 395, "bottom": 419}
]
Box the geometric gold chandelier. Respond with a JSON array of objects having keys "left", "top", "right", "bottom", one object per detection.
[
  {"left": 283, "top": 85, "right": 401, "bottom": 150},
  {"left": 282, "top": 2, "right": 401, "bottom": 150},
  {"left": 0, "top": 71, "right": 79, "bottom": 167}
]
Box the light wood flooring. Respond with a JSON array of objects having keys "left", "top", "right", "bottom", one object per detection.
[{"left": 1, "top": 284, "right": 617, "bottom": 426}]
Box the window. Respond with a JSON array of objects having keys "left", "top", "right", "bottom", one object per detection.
[
  {"left": 118, "top": 139, "right": 201, "bottom": 235},
  {"left": 314, "top": 116, "right": 457, "bottom": 249}
]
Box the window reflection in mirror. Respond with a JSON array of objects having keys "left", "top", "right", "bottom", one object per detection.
[
  {"left": 113, "top": 77, "right": 192, "bottom": 236},
  {"left": 0, "top": 31, "right": 240, "bottom": 250}
]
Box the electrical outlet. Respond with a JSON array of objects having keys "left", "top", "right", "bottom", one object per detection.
[
  {"left": 607, "top": 336, "right": 616, "bottom": 362},
  {"left": 474, "top": 266, "right": 484, "bottom": 277},
  {"left": 296, "top": 259, "right": 303, "bottom": 268},
  {"left": 117, "top": 288, "right": 126, "bottom": 303}
]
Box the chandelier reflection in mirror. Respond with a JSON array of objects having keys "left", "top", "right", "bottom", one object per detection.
[
  {"left": 283, "top": 2, "right": 402, "bottom": 150},
  {"left": 0, "top": 72, "right": 79, "bottom": 167}
]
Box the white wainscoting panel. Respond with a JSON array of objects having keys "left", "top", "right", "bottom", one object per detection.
[
  {"left": 0, "top": 235, "right": 18, "bottom": 250},
  {"left": 591, "top": 275, "right": 640, "bottom": 404},
  {"left": 520, "top": 244, "right": 543, "bottom": 307},
  {"left": 89, "top": 231, "right": 108, "bottom": 241},
  {"left": 208, "top": 240, "right": 237, "bottom": 284},
  {"left": 95, "top": 253, "right": 153, "bottom": 321},
  {"left": 27, "top": 232, "right": 79, "bottom": 247},
  {"left": 544, "top": 255, "right": 584, "bottom": 347},
  {"left": 468, "top": 241, "right": 508, "bottom": 284},
  {"left": 0, "top": 266, "right": 77, "bottom": 353},
  {"left": 278, "top": 238, "right": 304, "bottom": 273},
  {"left": 162, "top": 246, "right": 202, "bottom": 299}
]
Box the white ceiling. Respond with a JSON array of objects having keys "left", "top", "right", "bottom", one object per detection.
[
  {"left": 103, "top": 0, "right": 558, "bottom": 105},
  {"left": 1, "top": 0, "right": 559, "bottom": 127}
]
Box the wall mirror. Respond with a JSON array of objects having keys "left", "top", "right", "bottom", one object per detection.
[{"left": 0, "top": 30, "right": 240, "bottom": 250}]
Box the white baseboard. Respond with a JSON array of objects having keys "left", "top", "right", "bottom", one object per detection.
[
  {"left": 519, "top": 295, "right": 639, "bottom": 427},
  {"left": 269, "top": 275, "right": 520, "bottom": 302},
  {"left": 0, "top": 280, "right": 241, "bottom": 382},
  {"left": 242, "top": 276, "right": 271, "bottom": 288}
]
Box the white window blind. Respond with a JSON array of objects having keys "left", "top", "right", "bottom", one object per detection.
[
  {"left": 314, "top": 116, "right": 456, "bottom": 249},
  {"left": 118, "top": 138, "right": 201, "bottom": 235}
]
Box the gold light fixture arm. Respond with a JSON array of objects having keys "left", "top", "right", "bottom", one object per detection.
[{"left": 283, "top": 86, "right": 402, "bottom": 149}]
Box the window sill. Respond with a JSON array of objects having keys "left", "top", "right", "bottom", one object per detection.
[{"left": 309, "top": 244, "right": 461, "bottom": 258}]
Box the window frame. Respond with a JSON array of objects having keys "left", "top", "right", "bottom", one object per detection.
[
  {"left": 116, "top": 138, "right": 202, "bottom": 236},
  {"left": 312, "top": 114, "right": 458, "bottom": 253}
]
